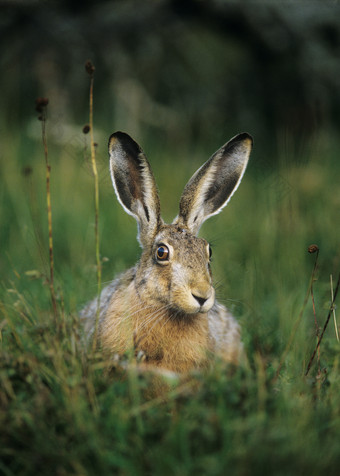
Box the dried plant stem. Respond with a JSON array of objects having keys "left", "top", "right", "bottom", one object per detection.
[
  {"left": 41, "top": 113, "right": 58, "bottom": 324},
  {"left": 87, "top": 71, "right": 102, "bottom": 352},
  {"left": 274, "top": 249, "right": 319, "bottom": 381},
  {"left": 305, "top": 273, "right": 340, "bottom": 376},
  {"left": 330, "top": 274, "right": 339, "bottom": 342},
  {"left": 310, "top": 253, "right": 320, "bottom": 371}
]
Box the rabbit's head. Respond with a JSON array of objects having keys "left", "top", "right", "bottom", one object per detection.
[{"left": 109, "top": 132, "right": 252, "bottom": 316}]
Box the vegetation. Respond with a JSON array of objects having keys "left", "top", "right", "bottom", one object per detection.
[{"left": 1, "top": 1, "right": 340, "bottom": 474}]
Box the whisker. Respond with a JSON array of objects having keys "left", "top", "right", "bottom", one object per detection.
[
  {"left": 105, "top": 303, "right": 156, "bottom": 332},
  {"left": 136, "top": 304, "right": 171, "bottom": 333},
  {"left": 134, "top": 304, "right": 173, "bottom": 347},
  {"left": 104, "top": 300, "right": 170, "bottom": 339},
  {"left": 158, "top": 312, "right": 174, "bottom": 333},
  {"left": 134, "top": 310, "right": 166, "bottom": 348},
  {"left": 135, "top": 309, "right": 163, "bottom": 333}
]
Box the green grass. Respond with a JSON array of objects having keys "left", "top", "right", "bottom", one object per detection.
[{"left": 1, "top": 114, "right": 340, "bottom": 475}]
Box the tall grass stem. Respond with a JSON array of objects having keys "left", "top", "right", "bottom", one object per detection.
[
  {"left": 86, "top": 66, "right": 102, "bottom": 352},
  {"left": 41, "top": 108, "right": 58, "bottom": 325},
  {"left": 274, "top": 249, "right": 319, "bottom": 380},
  {"left": 305, "top": 273, "right": 340, "bottom": 376}
]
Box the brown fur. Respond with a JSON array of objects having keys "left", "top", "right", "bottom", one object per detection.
[{"left": 100, "top": 280, "right": 211, "bottom": 373}]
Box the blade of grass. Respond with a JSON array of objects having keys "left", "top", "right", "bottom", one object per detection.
[{"left": 330, "top": 274, "right": 339, "bottom": 342}]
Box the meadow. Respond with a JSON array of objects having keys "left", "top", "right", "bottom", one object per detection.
[{"left": 1, "top": 88, "right": 340, "bottom": 475}]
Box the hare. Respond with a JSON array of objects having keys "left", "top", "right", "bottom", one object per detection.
[{"left": 81, "top": 131, "right": 252, "bottom": 373}]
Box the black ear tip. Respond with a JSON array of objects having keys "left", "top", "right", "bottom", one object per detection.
[
  {"left": 108, "top": 130, "right": 128, "bottom": 145},
  {"left": 224, "top": 132, "right": 253, "bottom": 154},
  {"left": 234, "top": 132, "right": 253, "bottom": 146},
  {"left": 108, "top": 131, "right": 141, "bottom": 156},
  {"left": 111, "top": 131, "right": 128, "bottom": 140}
]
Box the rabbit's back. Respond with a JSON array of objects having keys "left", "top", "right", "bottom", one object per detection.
[{"left": 81, "top": 268, "right": 135, "bottom": 338}]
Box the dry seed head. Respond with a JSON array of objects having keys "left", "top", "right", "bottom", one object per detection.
[
  {"left": 35, "top": 97, "right": 49, "bottom": 113},
  {"left": 308, "top": 244, "right": 319, "bottom": 254},
  {"left": 85, "top": 60, "right": 95, "bottom": 76},
  {"left": 22, "top": 166, "right": 33, "bottom": 177}
]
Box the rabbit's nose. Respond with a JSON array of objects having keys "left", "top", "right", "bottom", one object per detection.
[{"left": 192, "top": 294, "right": 208, "bottom": 307}]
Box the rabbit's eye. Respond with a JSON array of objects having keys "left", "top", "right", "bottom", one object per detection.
[
  {"left": 156, "top": 245, "right": 169, "bottom": 261},
  {"left": 208, "top": 245, "right": 212, "bottom": 259}
]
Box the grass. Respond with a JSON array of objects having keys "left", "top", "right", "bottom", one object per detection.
[{"left": 0, "top": 88, "right": 340, "bottom": 474}]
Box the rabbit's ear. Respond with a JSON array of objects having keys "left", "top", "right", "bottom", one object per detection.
[
  {"left": 109, "top": 132, "right": 162, "bottom": 247},
  {"left": 174, "top": 133, "right": 252, "bottom": 235}
]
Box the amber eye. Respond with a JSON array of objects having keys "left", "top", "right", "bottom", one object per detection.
[{"left": 156, "top": 244, "right": 169, "bottom": 261}]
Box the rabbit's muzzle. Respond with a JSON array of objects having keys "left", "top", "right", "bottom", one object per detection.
[
  {"left": 170, "top": 280, "right": 215, "bottom": 315},
  {"left": 151, "top": 253, "right": 216, "bottom": 316},
  {"left": 191, "top": 286, "right": 215, "bottom": 313}
]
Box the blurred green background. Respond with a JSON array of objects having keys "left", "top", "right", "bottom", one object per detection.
[
  {"left": 1, "top": 0, "right": 339, "bottom": 326},
  {"left": 1, "top": 2, "right": 340, "bottom": 474}
]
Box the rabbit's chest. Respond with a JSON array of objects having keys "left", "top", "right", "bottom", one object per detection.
[{"left": 135, "top": 312, "right": 211, "bottom": 373}]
